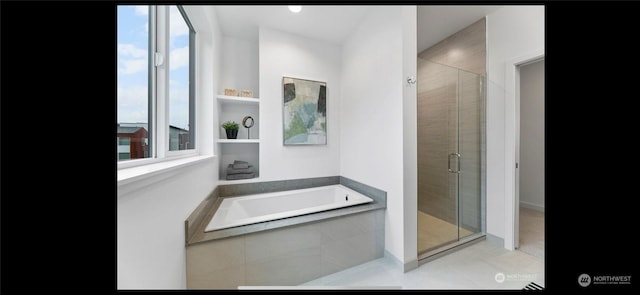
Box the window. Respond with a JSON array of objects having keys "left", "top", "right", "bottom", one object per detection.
[
  {"left": 118, "top": 137, "right": 130, "bottom": 145},
  {"left": 117, "top": 5, "right": 196, "bottom": 165},
  {"left": 168, "top": 6, "right": 195, "bottom": 151},
  {"left": 117, "top": 5, "right": 150, "bottom": 161},
  {"left": 118, "top": 137, "right": 131, "bottom": 160}
]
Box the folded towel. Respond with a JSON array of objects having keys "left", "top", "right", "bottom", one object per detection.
[
  {"left": 226, "top": 173, "right": 256, "bottom": 180},
  {"left": 232, "top": 160, "right": 249, "bottom": 169},
  {"left": 226, "top": 164, "right": 254, "bottom": 175}
]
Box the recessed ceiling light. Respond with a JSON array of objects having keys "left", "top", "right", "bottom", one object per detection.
[{"left": 288, "top": 6, "right": 302, "bottom": 13}]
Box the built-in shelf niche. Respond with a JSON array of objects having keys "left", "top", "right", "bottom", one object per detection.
[
  {"left": 217, "top": 142, "right": 259, "bottom": 182},
  {"left": 216, "top": 95, "right": 260, "bottom": 182},
  {"left": 217, "top": 34, "right": 260, "bottom": 182},
  {"left": 217, "top": 95, "right": 260, "bottom": 141}
]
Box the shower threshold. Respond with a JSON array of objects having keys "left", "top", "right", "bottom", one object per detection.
[{"left": 418, "top": 233, "right": 486, "bottom": 264}]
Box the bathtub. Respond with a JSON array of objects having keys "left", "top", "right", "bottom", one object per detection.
[{"left": 205, "top": 184, "right": 374, "bottom": 232}]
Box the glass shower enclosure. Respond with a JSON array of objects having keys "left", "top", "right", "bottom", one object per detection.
[{"left": 417, "top": 58, "right": 485, "bottom": 258}]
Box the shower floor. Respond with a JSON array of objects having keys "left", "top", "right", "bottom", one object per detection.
[{"left": 417, "top": 211, "right": 474, "bottom": 254}]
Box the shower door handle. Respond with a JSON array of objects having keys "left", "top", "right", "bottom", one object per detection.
[{"left": 448, "top": 153, "right": 461, "bottom": 174}]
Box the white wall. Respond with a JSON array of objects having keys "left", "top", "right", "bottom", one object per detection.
[
  {"left": 519, "top": 60, "right": 544, "bottom": 210},
  {"left": 258, "top": 27, "right": 341, "bottom": 181},
  {"left": 220, "top": 36, "right": 259, "bottom": 97},
  {"left": 401, "top": 6, "right": 418, "bottom": 269},
  {"left": 486, "top": 6, "right": 544, "bottom": 241},
  {"left": 196, "top": 7, "right": 219, "bottom": 157},
  {"left": 117, "top": 6, "right": 222, "bottom": 289},
  {"left": 340, "top": 6, "right": 406, "bottom": 263}
]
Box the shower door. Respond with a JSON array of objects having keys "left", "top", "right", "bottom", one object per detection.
[{"left": 417, "top": 58, "right": 483, "bottom": 256}]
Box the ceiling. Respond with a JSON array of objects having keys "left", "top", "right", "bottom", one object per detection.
[
  {"left": 417, "top": 5, "right": 503, "bottom": 53},
  {"left": 214, "top": 6, "right": 369, "bottom": 45},
  {"left": 214, "top": 5, "right": 503, "bottom": 50}
]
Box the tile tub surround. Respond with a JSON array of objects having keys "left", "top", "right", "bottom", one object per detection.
[
  {"left": 184, "top": 186, "right": 219, "bottom": 244},
  {"left": 185, "top": 176, "right": 387, "bottom": 289},
  {"left": 186, "top": 209, "right": 385, "bottom": 289},
  {"left": 187, "top": 176, "right": 386, "bottom": 245}
]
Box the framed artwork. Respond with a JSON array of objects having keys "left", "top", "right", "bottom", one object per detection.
[{"left": 282, "top": 76, "right": 327, "bottom": 145}]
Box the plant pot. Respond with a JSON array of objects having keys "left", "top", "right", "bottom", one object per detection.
[{"left": 225, "top": 129, "right": 238, "bottom": 139}]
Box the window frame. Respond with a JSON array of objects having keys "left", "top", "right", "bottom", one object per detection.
[{"left": 117, "top": 5, "right": 197, "bottom": 171}]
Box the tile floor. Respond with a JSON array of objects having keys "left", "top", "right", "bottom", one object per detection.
[
  {"left": 518, "top": 207, "right": 544, "bottom": 259},
  {"left": 300, "top": 240, "right": 544, "bottom": 290},
  {"left": 417, "top": 211, "right": 474, "bottom": 253}
]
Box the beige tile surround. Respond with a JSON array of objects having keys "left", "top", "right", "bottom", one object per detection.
[{"left": 186, "top": 210, "right": 385, "bottom": 289}]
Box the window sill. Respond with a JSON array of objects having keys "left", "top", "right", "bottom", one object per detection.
[{"left": 117, "top": 155, "right": 215, "bottom": 198}]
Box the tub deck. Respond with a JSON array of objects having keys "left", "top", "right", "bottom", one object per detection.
[
  {"left": 186, "top": 176, "right": 386, "bottom": 246},
  {"left": 185, "top": 176, "right": 387, "bottom": 289},
  {"left": 188, "top": 190, "right": 385, "bottom": 246},
  {"left": 205, "top": 185, "right": 374, "bottom": 232}
]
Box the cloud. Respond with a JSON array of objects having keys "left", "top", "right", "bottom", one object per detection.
[
  {"left": 169, "top": 92, "right": 190, "bottom": 129},
  {"left": 119, "top": 59, "right": 147, "bottom": 75},
  {"left": 131, "top": 6, "right": 185, "bottom": 37},
  {"left": 169, "top": 79, "right": 182, "bottom": 87},
  {"left": 134, "top": 5, "right": 148, "bottom": 16},
  {"left": 170, "top": 46, "right": 189, "bottom": 71},
  {"left": 118, "top": 43, "right": 147, "bottom": 75},
  {"left": 169, "top": 86, "right": 189, "bottom": 102},
  {"left": 118, "top": 44, "right": 147, "bottom": 58},
  {"left": 170, "top": 6, "right": 190, "bottom": 38},
  {"left": 117, "top": 86, "right": 149, "bottom": 123}
]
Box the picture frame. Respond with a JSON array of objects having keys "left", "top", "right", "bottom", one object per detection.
[{"left": 282, "top": 76, "right": 327, "bottom": 145}]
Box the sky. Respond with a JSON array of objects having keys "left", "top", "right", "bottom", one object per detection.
[{"left": 117, "top": 5, "right": 191, "bottom": 130}]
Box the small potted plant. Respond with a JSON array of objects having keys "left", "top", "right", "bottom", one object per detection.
[{"left": 222, "top": 121, "right": 239, "bottom": 139}]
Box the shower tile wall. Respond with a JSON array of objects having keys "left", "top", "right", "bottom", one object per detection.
[
  {"left": 417, "top": 18, "right": 486, "bottom": 76},
  {"left": 417, "top": 18, "right": 485, "bottom": 231},
  {"left": 417, "top": 59, "right": 457, "bottom": 225}
]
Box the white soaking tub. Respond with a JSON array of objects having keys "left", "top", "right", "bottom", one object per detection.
[{"left": 205, "top": 184, "right": 374, "bottom": 232}]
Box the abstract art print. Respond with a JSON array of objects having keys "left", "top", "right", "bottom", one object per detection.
[{"left": 283, "top": 77, "right": 327, "bottom": 145}]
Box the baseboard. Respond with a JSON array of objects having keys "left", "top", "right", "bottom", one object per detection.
[
  {"left": 520, "top": 201, "right": 544, "bottom": 212},
  {"left": 383, "top": 250, "right": 418, "bottom": 273},
  {"left": 384, "top": 250, "right": 407, "bottom": 271},
  {"left": 403, "top": 259, "right": 419, "bottom": 273},
  {"left": 485, "top": 233, "right": 504, "bottom": 247},
  {"left": 384, "top": 249, "right": 403, "bottom": 267}
]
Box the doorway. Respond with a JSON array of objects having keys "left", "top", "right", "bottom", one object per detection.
[{"left": 516, "top": 59, "right": 545, "bottom": 258}]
